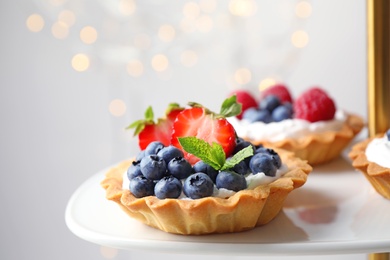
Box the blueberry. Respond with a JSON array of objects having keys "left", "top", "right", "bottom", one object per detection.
[
  {"left": 183, "top": 173, "right": 214, "bottom": 199},
  {"left": 154, "top": 176, "right": 182, "bottom": 199},
  {"left": 167, "top": 157, "right": 193, "bottom": 179},
  {"left": 243, "top": 108, "right": 272, "bottom": 123},
  {"left": 193, "top": 161, "right": 219, "bottom": 183},
  {"left": 249, "top": 153, "right": 277, "bottom": 177},
  {"left": 255, "top": 147, "right": 282, "bottom": 168},
  {"left": 236, "top": 137, "right": 246, "bottom": 144},
  {"left": 215, "top": 171, "right": 247, "bottom": 192},
  {"left": 127, "top": 160, "right": 143, "bottom": 180},
  {"left": 144, "top": 141, "right": 165, "bottom": 156},
  {"left": 233, "top": 138, "right": 256, "bottom": 165},
  {"left": 242, "top": 107, "right": 259, "bottom": 122},
  {"left": 233, "top": 139, "right": 255, "bottom": 155},
  {"left": 129, "top": 175, "right": 155, "bottom": 198},
  {"left": 229, "top": 159, "right": 250, "bottom": 175},
  {"left": 140, "top": 155, "right": 167, "bottom": 180},
  {"left": 272, "top": 104, "right": 293, "bottom": 122},
  {"left": 157, "top": 145, "right": 184, "bottom": 164},
  {"left": 284, "top": 102, "right": 293, "bottom": 112},
  {"left": 136, "top": 150, "right": 146, "bottom": 161},
  {"left": 259, "top": 95, "right": 281, "bottom": 112},
  {"left": 253, "top": 109, "right": 272, "bottom": 123},
  {"left": 386, "top": 129, "right": 390, "bottom": 141}
]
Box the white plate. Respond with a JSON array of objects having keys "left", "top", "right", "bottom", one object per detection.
[{"left": 65, "top": 156, "right": 390, "bottom": 256}]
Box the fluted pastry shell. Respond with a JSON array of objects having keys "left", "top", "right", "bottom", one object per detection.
[
  {"left": 349, "top": 135, "right": 390, "bottom": 199},
  {"left": 243, "top": 113, "right": 364, "bottom": 165},
  {"left": 101, "top": 149, "right": 312, "bottom": 235}
]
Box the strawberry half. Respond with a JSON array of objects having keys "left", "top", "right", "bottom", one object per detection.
[
  {"left": 127, "top": 103, "right": 184, "bottom": 150},
  {"left": 171, "top": 97, "right": 241, "bottom": 165}
]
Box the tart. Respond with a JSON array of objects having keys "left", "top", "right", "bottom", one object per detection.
[
  {"left": 229, "top": 86, "right": 364, "bottom": 165},
  {"left": 101, "top": 148, "right": 311, "bottom": 235},
  {"left": 101, "top": 96, "right": 312, "bottom": 235},
  {"left": 349, "top": 131, "right": 390, "bottom": 199},
  {"left": 238, "top": 113, "right": 364, "bottom": 165}
]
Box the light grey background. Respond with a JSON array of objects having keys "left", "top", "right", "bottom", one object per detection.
[{"left": 1, "top": 0, "right": 369, "bottom": 259}]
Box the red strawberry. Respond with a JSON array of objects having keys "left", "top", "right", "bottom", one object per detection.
[
  {"left": 293, "top": 87, "right": 336, "bottom": 123},
  {"left": 260, "top": 84, "right": 293, "bottom": 104},
  {"left": 228, "top": 90, "right": 257, "bottom": 119},
  {"left": 127, "top": 104, "right": 184, "bottom": 150},
  {"left": 171, "top": 107, "right": 237, "bottom": 165}
]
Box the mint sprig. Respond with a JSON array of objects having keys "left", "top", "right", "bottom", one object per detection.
[
  {"left": 178, "top": 136, "right": 253, "bottom": 171},
  {"left": 188, "top": 95, "right": 242, "bottom": 119},
  {"left": 222, "top": 146, "right": 252, "bottom": 170},
  {"left": 219, "top": 95, "right": 242, "bottom": 118}
]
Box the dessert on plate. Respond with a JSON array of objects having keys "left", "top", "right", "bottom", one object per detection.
[
  {"left": 349, "top": 129, "right": 390, "bottom": 199},
  {"left": 228, "top": 84, "right": 364, "bottom": 165},
  {"left": 101, "top": 96, "right": 312, "bottom": 235}
]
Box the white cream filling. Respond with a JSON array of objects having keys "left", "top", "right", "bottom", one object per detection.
[
  {"left": 228, "top": 110, "right": 346, "bottom": 142},
  {"left": 122, "top": 164, "right": 289, "bottom": 199},
  {"left": 365, "top": 134, "right": 390, "bottom": 168}
]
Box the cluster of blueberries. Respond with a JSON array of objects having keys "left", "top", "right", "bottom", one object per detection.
[
  {"left": 242, "top": 95, "right": 293, "bottom": 123},
  {"left": 127, "top": 139, "right": 283, "bottom": 200}
]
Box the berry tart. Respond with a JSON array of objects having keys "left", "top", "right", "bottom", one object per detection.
[
  {"left": 228, "top": 85, "right": 364, "bottom": 165},
  {"left": 349, "top": 129, "right": 390, "bottom": 199},
  {"left": 101, "top": 96, "right": 312, "bottom": 235}
]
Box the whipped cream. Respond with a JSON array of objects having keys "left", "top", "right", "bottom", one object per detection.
[
  {"left": 365, "top": 134, "right": 390, "bottom": 168},
  {"left": 122, "top": 164, "right": 288, "bottom": 199},
  {"left": 228, "top": 110, "right": 347, "bottom": 142}
]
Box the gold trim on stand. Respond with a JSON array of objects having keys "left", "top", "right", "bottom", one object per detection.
[
  {"left": 367, "top": 0, "right": 389, "bottom": 258},
  {"left": 369, "top": 252, "right": 390, "bottom": 260},
  {"left": 367, "top": 0, "right": 390, "bottom": 137}
]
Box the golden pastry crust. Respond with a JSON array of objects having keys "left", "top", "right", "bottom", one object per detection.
[
  {"left": 349, "top": 135, "right": 390, "bottom": 199},
  {"left": 101, "top": 149, "right": 312, "bottom": 235},
  {"left": 246, "top": 113, "right": 364, "bottom": 165}
]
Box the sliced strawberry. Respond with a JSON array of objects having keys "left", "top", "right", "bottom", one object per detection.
[
  {"left": 127, "top": 104, "right": 184, "bottom": 150},
  {"left": 228, "top": 90, "right": 258, "bottom": 119},
  {"left": 166, "top": 106, "right": 183, "bottom": 122},
  {"left": 171, "top": 107, "right": 236, "bottom": 165},
  {"left": 138, "top": 119, "right": 172, "bottom": 150},
  {"left": 260, "top": 84, "right": 293, "bottom": 104}
]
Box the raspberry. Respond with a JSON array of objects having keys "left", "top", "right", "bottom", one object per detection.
[
  {"left": 260, "top": 84, "right": 293, "bottom": 104},
  {"left": 228, "top": 90, "right": 258, "bottom": 119},
  {"left": 293, "top": 87, "right": 336, "bottom": 123}
]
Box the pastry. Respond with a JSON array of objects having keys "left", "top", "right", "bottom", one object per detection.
[
  {"left": 228, "top": 85, "right": 364, "bottom": 165},
  {"left": 101, "top": 96, "right": 312, "bottom": 235},
  {"left": 349, "top": 130, "right": 390, "bottom": 199}
]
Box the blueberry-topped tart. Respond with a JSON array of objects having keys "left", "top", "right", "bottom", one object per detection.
[
  {"left": 228, "top": 84, "right": 364, "bottom": 165},
  {"left": 101, "top": 96, "right": 312, "bottom": 235}
]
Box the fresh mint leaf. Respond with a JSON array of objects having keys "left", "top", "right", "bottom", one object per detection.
[
  {"left": 210, "top": 142, "right": 226, "bottom": 167},
  {"left": 178, "top": 137, "right": 225, "bottom": 170},
  {"left": 221, "top": 145, "right": 254, "bottom": 171},
  {"left": 178, "top": 136, "right": 253, "bottom": 172},
  {"left": 219, "top": 95, "right": 242, "bottom": 118}
]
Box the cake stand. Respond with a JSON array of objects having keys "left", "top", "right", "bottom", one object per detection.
[
  {"left": 65, "top": 0, "right": 390, "bottom": 257},
  {"left": 65, "top": 153, "right": 390, "bottom": 257}
]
